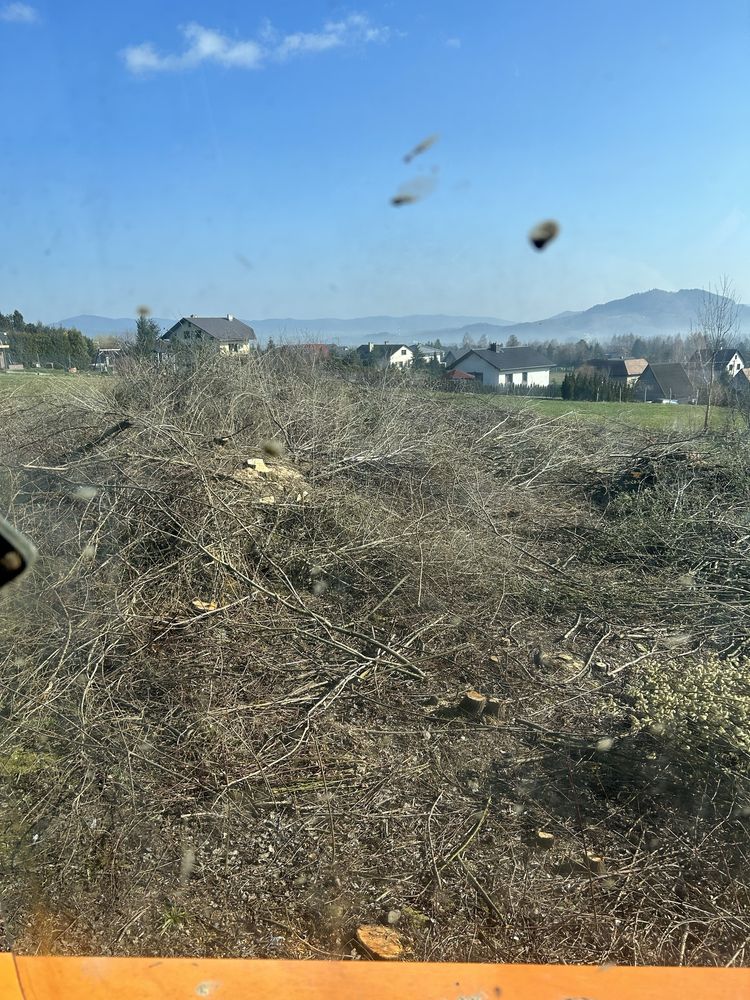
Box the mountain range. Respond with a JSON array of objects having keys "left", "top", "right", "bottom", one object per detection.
[
  {"left": 56, "top": 313, "right": 511, "bottom": 341},
  {"left": 488, "top": 289, "right": 750, "bottom": 343},
  {"left": 56, "top": 290, "right": 749, "bottom": 345}
]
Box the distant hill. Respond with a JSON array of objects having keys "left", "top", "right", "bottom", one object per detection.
[
  {"left": 477, "top": 289, "right": 750, "bottom": 344},
  {"left": 56, "top": 315, "right": 174, "bottom": 339},
  {"left": 247, "top": 315, "right": 512, "bottom": 343},
  {"left": 55, "top": 291, "right": 750, "bottom": 346},
  {"left": 56, "top": 313, "right": 511, "bottom": 343}
]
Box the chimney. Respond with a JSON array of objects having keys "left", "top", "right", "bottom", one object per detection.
[
  {"left": 489, "top": 342, "right": 499, "bottom": 353},
  {"left": 226, "top": 313, "right": 234, "bottom": 322},
  {"left": 368, "top": 342, "right": 374, "bottom": 352}
]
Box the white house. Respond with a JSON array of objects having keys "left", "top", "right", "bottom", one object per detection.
[
  {"left": 410, "top": 344, "right": 445, "bottom": 364},
  {"left": 156, "top": 315, "right": 257, "bottom": 362},
  {"left": 688, "top": 347, "right": 745, "bottom": 378},
  {"left": 445, "top": 344, "right": 552, "bottom": 388},
  {"left": 356, "top": 343, "right": 414, "bottom": 369}
]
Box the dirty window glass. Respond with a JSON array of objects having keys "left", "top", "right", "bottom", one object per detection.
[{"left": 1, "top": 0, "right": 749, "bottom": 977}]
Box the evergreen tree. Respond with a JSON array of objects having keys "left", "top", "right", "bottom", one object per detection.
[
  {"left": 135, "top": 314, "right": 161, "bottom": 356},
  {"left": 0, "top": 309, "right": 94, "bottom": 368}
]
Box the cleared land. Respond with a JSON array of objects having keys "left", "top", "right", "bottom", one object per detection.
[{"left": 0, "top": 358, "right": 748, "bottom": 965}]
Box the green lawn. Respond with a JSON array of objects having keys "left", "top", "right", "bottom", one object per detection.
[
  {"left": 441, "top": 391, "right": 732, "bottom": 432},
  {"left": 0, "top": 371, "right": 99, "bottom": 395}
]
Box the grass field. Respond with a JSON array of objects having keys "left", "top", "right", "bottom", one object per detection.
[
  {"left": 442, "top": 391, "right": 732, "bottom": 432},
  {"left": 0, "top": 371, "right": 100, "bottom": 396}
]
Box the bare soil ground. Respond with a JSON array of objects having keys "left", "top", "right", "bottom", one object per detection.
[{"left": 0, "top": 356, "right": 748, "bottom": 965}]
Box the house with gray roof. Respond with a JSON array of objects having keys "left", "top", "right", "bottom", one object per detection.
[
  {"left": 688, "top": 347, "right": 745, "bottom": 378},
  {"left": 636, "top": 363, "right": 697, "bottom": 403},
  {"left": 156, "top": 315, "right": 257, "bottom": 362},
  {"left": 445, "top": 343, "right": 553, "bottom": 389},
  {"left": 579, "top": 357, "right": 648, "bottom": 386}
]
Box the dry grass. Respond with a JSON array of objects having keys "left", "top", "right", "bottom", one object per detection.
[{"left": 0, "top": 353, "right": 748, "bottom": 965}]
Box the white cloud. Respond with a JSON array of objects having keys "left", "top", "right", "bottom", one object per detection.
[
  {"left": 445, "top": 37, "right": 461, "bottom": 49},
  {"left": 0, "top": 3, "right": 39, "bottom": 23},
  {"left": 123, "top": 14, "right": 391, "bottom": 75}
]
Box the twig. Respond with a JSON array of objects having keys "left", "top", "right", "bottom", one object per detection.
[
  {"left": 438, "top": 797, "right": 492, "bottom": 872},
  {"left": 427, "top": 792, "right": 443, "bottom": 888},
  {"left": 457, "top": 857, "right": 505, "bottom": 922},
  {"left": 312, "top": 729, "right": 336, "bottom": 863}
]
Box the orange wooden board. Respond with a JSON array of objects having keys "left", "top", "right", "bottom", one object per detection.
[
  {"left": 0, "top": 953, "right": 25, "bottom": 1000},
  {"left": 11, "top": 956, "right": 750, "bottom": 1000}
]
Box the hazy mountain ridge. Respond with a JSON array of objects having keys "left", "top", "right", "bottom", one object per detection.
[
  {"left": 489, "top": 289, "right": 750, "bottom": 344},
  {"left": 55, "top": 290, "right": 750, "bottom": 345},
  {"left": 56, "top": 313, "right": 512, "bottom": 342}
]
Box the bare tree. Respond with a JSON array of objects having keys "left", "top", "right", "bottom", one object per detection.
[{"left": 697, "top": 277, "right": 740, "bottom": 432}]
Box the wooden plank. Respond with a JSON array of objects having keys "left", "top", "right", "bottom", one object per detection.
[{"left": 12, "top": 956, "right": 750, "bottom": 1000}]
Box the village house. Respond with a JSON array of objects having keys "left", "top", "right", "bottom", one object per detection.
[
  {"left": 410, "top": 344, "right": 445, "bottom": 364},
  {"left": 445, "top": 343, "right": 553, "bottom": 388},
  {"left": 155, "top": 315, "right": 257, "bottom": 362},
  {"left": 356, "top": 343, "right": 414, "bottom": 368},
  {"left": 688, "top": 347, "right": 746, "bottom": 378},
  {"left": 443, "top": 347, "right": 470, "bottom": 367},
  {"left": 636, "top": 363, "right": 697, "bottom": 403},
  {"left": 0, "top": 336, "right": 10, "bottom": 372},
  {"left": 578, "top": 357, "right": 648, "bottom": 386}
]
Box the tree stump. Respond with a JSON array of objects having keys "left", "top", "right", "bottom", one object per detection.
[
  {"left": 356, "top": 924, "right": 403, "bottom": 960},
  {"left": 535, "top": 830, "right": 555, "bottom": 851},
  {"left": 459, "top": 690, "right": 486, "bottom": 717},
  {"left": 584, "top": 851, "right": 606, "bottom": 875},
  {"left": 483, "top": 698, "right": 503, "bottom": 720}
]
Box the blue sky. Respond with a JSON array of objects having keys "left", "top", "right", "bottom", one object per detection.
[{"left": 1, "top": 0, "right": 749, "bottom": 323}]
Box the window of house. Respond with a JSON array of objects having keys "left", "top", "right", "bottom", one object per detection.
[
  {"left": 522, "top": 371, "right": 528, "bottom": 383},
  {"left": 505, "top": 373, "right": 513, "bottom": 384},
  {"left": 401, "top": 348, "right": 407, "bottom": 355},
  {"left": 229, "top": 342, "right": 239, "bottom": 353}
]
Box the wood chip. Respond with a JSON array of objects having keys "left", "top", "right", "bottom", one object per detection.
[
  {"left": 356, "top": 924, "right": 403, "bottom": 960},
  {"left": 191, "top": 599, "right": 218, "bottom": 612}
]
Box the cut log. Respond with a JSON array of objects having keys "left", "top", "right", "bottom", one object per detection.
[
  {"left": 356, "top": 924, "right": 403, "bottom": 960},
  {"left": 535, "top": 830, "right": 555, "bottom": 851},
  {"left": 584, "top": 851, "right": 606, "bottom": 875},
  {"left": 459, "top": 690, "right": 486, "bottom": 717}
]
